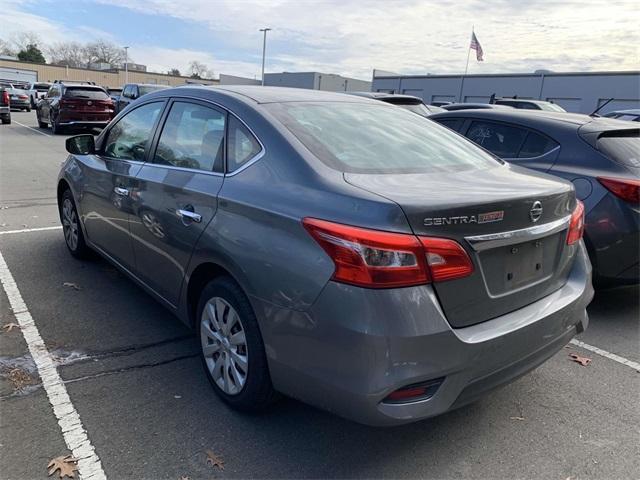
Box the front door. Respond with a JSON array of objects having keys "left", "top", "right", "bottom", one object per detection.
[
  {"left": 129, "top": 99, "right": 226, "bottom": 306},
  {"left": 80, "top": 101, "right": 165, "bottom": 271}
]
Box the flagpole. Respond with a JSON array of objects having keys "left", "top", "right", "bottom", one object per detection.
[{"left": 458, "top": 26, "right": 473, "bottom": 102}]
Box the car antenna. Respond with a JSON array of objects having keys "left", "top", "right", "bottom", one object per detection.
[{"left": 590, "top": 98, "right": 613, "bottom": 117}]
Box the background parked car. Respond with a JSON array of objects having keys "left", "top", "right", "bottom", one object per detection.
[
  {"left": 116, "top": 83, "right": 170, "bottom": 113},
  {"left": 430, "top": 101, "right": 453, "bottom": 107},
  {"left": 431, "top": 109, "right": 639, "bottom": 286},
  {"left": 36, "top": 82, "right": 115, "bottom": 134},
  {"left": 0, "top": 86, "right": 11, "bottom": 124},
  {"left": 0, "top": 81, "right": 31, "bottom": 111},
  {"left": 442, "top": 103, "right": 514, "bottom": 111},
  {"left": 347, "top": 92, "right": 445, "bottom": 116},
  {"left": 603, "top": 109, "right": 640, "bottom": 122},
  {"left": 25, "top": 82, "right": 52, "bottom": 107},
  {"left": 493, "top": 97, "right": 567, "bottom": 112},
  {"left": 107, "top": 87, "right": 122, "bottom": 104}
]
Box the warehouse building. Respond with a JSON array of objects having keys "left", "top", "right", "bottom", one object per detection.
[
  {"left": 0, "top": 58, "right": 219, "bottom": 88},
  {"left": 371, "top": 70, "right": 640, "bottom": 114},
  {"left": 264, "top": 72, "right": 371, "bottom": 92}
]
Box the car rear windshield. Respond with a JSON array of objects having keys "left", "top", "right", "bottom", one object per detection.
[
  {"left": 139, "top": 85, "right": 168, "bottom": 95},
  {"left": 64, "top": 87, "right": 109, "bottom": 100},
  {"left": 267, "top": 102, "right": 500, "bottom": 174},
  {"left": 35, "top": 84, "right": 50, "bottom": 91},
  {"left": 596, "top": 131, "right": 640, "bottom": 168}
]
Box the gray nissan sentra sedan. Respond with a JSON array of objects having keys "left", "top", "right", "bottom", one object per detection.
[{"left": 57, "top": 86, "right": 593, "bottom": 426}]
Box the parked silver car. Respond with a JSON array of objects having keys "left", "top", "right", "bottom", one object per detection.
[
  {"left": 0, "top": 81, "right": 31, "bottom": 111},
  {"left": 57, "top": 86, "right": 593, "bottom": 426}
]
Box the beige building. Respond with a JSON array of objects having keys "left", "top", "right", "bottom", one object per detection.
[{"left": 0, "top": 58, "right": 218, "bottom": 88}]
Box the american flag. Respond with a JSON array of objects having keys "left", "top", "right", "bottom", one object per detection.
[{"left": 470, "top": 32, "right": 484, "bottom": 61}]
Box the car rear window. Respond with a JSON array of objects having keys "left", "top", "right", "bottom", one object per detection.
[
  {"left": 64, "top": 87, "right": 109, "bottom": 100},
  {"left": 139, "top": 85, "right": 168, "bottom": 95},
  {"left": 266, "top": 102, "right": 500, "bottom": 174},
  {"left": 35, "top": 84, "right": 50, "bottom": 91},
  {"left": 596, "top": 131, "right": 640, "bottom": 168}
]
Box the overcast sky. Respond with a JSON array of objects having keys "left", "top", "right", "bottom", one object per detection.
[{"left": 1, "top": 0, "right": 638, "bottom": 79}]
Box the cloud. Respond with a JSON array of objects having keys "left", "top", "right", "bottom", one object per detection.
[{"left": 2, "top": 0, "right": 639, "bottom": 78}]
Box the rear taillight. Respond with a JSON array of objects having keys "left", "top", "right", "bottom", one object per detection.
[
  {"left": 303, "top": 218, "right": 473, "bottom": 288},
  {"left": 2, "top": 91, "right": 8, "bottom": 104},
  {"left": 420, "top": 237, "right": 474, "bottom": 282},
  {"left": 18, "top": 94, "right": 28, "bottom": 99},
  {"left": 566, "top": 200, "right": 585, "bottom": 245},
  {"left": 597, "top": 176, "right": 640, "bottom": 204}
]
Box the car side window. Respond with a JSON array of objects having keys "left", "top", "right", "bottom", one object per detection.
[
  {"left": 122, "top": 85, "right": 132, "bottom": 98},
  {"left": 153, "top": 101, "right": 225, "bottom": 172},
  {"left": 435, "top": 118, "right": 463, "bottom": 132},
  {"left": 517, "top": 102, "right": 539, "bottom": 110},
  {"left": 103, "top": 102, "right": 163, "bottom": 161},
  {"left": 47, "top": 86, "right": 58, "bottom": 98},
  {"left": 518, "top": 132, "right": 559, "bottom": 158},
  {"left": 227, "top": 116, "right": 261, "bottom": 173},
  {"left": 466, "top": 121, "right": 528, "bottom": 158}
]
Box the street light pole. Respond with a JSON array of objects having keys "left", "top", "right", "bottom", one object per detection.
[
  {"left": 124, "top": 46, "right": 129, "bottom": 84},
  {"left": 259, "top": 28, "right": 271, "bottom": 86}
]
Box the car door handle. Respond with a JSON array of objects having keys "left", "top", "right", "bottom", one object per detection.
[
  {"left": 114, "top": 187, "right": 129, "bottom": 196},
  {"left": 177, "top": 209, "right": 202, "bottom": 223}
]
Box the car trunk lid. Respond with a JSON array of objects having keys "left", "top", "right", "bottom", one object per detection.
[{"left": 345, "top": 164, "right": 578, "bottom": 327}]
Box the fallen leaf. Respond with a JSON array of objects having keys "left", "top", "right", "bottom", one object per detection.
[
  {"left": 206, "top": 449, "right": 224, "bottom": 470},
  {"left": 62, "top": 282, "right": 81, "bottom": 291},
  {"left": 1, "top": 323, "right": 21, "bottom": 332},
  {"left": 569, "top": 353, "right": 591, "bottom": 366},
  {"left": 3, "top": 367, "right": 37, "bottom": 391},
  {"left": 47, "top": 455, "right": 78, "bottom": 478},
  {"left": 510, "top": 416, "right": 525, "bottom": 421}
]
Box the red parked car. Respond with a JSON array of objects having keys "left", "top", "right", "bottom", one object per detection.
[{"left": 36, "top": 82, "right": 115, "bottom": 134}]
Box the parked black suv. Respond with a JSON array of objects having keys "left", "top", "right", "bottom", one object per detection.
[
  {"left": 36, "top": 82, "right": 115, "bottom": 134},
  {"left": 115, "top": 83, "right": 170, "bottom": 113}
]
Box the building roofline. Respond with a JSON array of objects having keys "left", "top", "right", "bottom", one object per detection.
[
  {"left": 0, "top": 57, "right": 218, "bottom": 82},
  {"left": 373, "top": 70, "right": 640, "bottom": 80}
]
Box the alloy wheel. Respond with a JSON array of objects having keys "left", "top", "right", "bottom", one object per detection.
[
  {"left": 200, "top": 297, "right": 249, "bottom": 395},
  {"left": 62, "top": 198, "right": 79, "bottom": 251}
]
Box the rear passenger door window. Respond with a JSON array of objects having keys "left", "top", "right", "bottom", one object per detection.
[
  {"left": 153, "top": 101, "right": 226, "bottom": 172},
  {"left": 227, "top": 116, "right": 262, "bottom": 173},
  {"left": 518, "top": 132, "right": 559, "bottom": 158},
  {"left": 466, "top": 121, "right": 528, "bottom": 158},
  {"left": 103, "top": 102, "right": 163, "bottom": 161},
  {"left": 434, "top": 118, "right": 464, "bottom": 132}
]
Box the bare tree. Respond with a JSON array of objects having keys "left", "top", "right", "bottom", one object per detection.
[
  {"left": 188, "top": 60, "right": 214, "bottom": 79},
  {"left": 0, "top": 38, "right": 15, "bottom": 56},
  {"left": 168, "top": 68, "right": 181, "bottom": 76},
  {"left": 9, "top": 31, "right": 42, "bottom": 53},
  {"left": 47, "top": 41, "right": 89, "bottom": 68},
  {"left": 84, "top": 40, "right": 127, "bottom": 66}
]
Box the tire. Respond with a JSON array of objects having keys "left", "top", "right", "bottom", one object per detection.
[
  {"left": 25, "top": 106, "right": 31, "bottom": 113},
  {"left": 198, "top": 276, "right": 277, "bottom": 411},
  {"left": 1, "top": 115, "right": 9, "bottom": 125},
  {"left": 37, "top": 115, "right": 47, "bottom": 128},
  {"left": 51, "top": 116, "right": 63, "bottom": 135},
  {"left": 60, "top": 189, "right": 91, "bottom": 259}
]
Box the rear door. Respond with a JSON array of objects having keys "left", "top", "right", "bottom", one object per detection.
[
  {"left": 80, "top": 101, "right": 165, "bottom": 270},
  {"left": 129, "top": 99, "right": 226, "bottom": 306},
  {"left": 463, "top": 120, "right": 560, "bottom": 171}
]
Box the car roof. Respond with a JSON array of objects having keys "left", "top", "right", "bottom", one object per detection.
[
  {"left": 431, "top": 108, "right": 638, "bottom": 133},
  {"left": 607, "top": 109, "right": 640, "bottom": 115},
  {"left": 496, "top": 98, "right": 554, "bottom": 106},
  {"left": 169, "top": 85, "right": 378, "bottom": 105}
]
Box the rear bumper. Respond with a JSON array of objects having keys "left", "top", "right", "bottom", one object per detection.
[
  {"left": 10, "top": 100, "right": 30, "bottom": 108},
  {"left": 585, "top": 193, "right": 639, "bottom": 285},
  {"left": 257, "top": 241, "right": 593, "bottom": 426},
  {"left": 58, "top": 120, "right": 110, "bottom": 127}
]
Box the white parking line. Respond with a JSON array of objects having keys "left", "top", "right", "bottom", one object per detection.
[
  {"left": 0, "top": 250, "right": 107, "bottom": 480},
  {"left": 570, "top": 338, "right": 640, "bottom": 372},
  {"left": 14, "top": 120, "right": 52, "bottom": 137},
  {"left": 0, "top": 226, "right": 62, "bottom": 235}
]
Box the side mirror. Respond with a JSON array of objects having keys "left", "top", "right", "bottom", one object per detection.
[{"left": 66, "top": 135, "right": 95, "bottom": 155}]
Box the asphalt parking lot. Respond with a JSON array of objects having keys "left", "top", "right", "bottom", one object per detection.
[{"left": 1, "top": 111, "right": 639, "bottom": 480}]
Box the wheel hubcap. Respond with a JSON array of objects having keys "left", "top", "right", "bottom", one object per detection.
[
  {"left": 62, "top": 198, "right": 79, "bottom": 251},
  {"left": 201, "top": 297, "right": 248, "bottom": 395}
]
